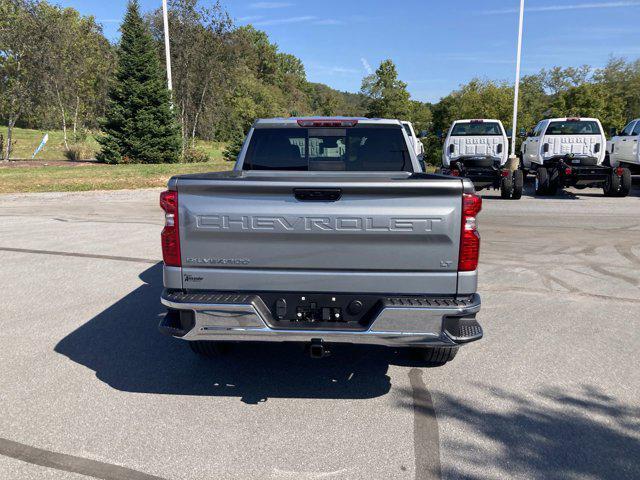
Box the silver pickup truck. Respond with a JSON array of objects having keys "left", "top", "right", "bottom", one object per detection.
[{"left": 159, "top": 117, "right": 483, "bottom": 366}]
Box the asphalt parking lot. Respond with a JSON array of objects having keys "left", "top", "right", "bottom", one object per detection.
[{"left": 1, "top": 180, "right": 639, "bottom": 480}]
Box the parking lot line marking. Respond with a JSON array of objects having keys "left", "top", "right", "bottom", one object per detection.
[
  {"left": 0, "top": 437, "right": 167, "bottom": 480},
  {"left": 0, "top": 246, "right": 158, "bottom": 264},
  {"left": 409, "top": 368, "right": 442, "bottom": 480}
]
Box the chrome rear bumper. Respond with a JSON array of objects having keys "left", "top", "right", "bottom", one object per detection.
[{"left": 160, "top": 290, "right": 482, "bottom": 347}]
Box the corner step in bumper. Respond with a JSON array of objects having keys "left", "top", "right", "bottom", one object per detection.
[{"left": 444, "top": 317, "right": 483, "bottom": 343}]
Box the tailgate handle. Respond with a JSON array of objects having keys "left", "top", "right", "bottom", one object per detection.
[{"left": 294, "top": 188, "right": 342, "bottom": 202}]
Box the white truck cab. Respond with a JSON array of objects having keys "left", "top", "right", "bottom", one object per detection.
[
  {"left": 521, "top": 117, "right": 630, "bottom": 196},
  {"left": 441, "top": 119, "right": 522, "bottom": 199},
  {"left": 608, "top": 119, "right": 640, "bottom": 170},
  {"left": 401, "top": 121, "right": 425, "bottom": 161}
]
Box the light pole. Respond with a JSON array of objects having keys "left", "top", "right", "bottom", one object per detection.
[
  {"left": 510, "top": 0, "right": 525, "bottom": 161},
  {"left": 162, "top": 0, "right": 173, "bottom": 94}
]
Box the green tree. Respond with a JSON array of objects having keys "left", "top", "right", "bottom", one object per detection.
[
  {"left": 148, "top": 0, "right": 232, "bottom": 147},
  {"left": 517, "top": 74, "right": 550, "bottom": 133},
  {"left": 36, "top": 3, "right": 113, "bottom": 148},
  {"left": 551, "top": 83, "right": 625, "bottom": 132},
  {"left": 0, "top": 0, "right": 47, "bottom": 160},
  {"left": 360, "top": 59, "right": 411, "bottom": 119},
  {"left": 594, "top": 58, "right": 640, "bottom": 125},
  {"left": 408, "top": 100, "right": 432, "bottom": 133},
  {"left": 437, "top": 79, "right": 513, "bottom": 129},
  {"left": 98, "top": 0, "right": 180, "bottom": 164}
]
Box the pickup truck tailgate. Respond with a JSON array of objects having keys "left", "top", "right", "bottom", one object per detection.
[
  {"left": 176, "top": 173, "right": 463, "bottom": 295},
  {"left": 543, "top": 135, "right": 603, "bottom": 158},
  {"left": 451, "top": 136, "right": 504, "bottom": 158}
]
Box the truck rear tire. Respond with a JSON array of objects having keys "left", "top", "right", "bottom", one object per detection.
[
  {"left": 512, "top": 170, "right": 524, "bottom": 199},
  {"left": 618, "top": 168, "right": 632, "bottom": 197},
  {"left": 535, "top": 167, "right": 549, "bottom": 195},
  {"left": 604, "top": 171, "right": 619, "bottom": 196},
  {"left": 500, "top": 174, "right": 513, "bottom": 199},
  {"left": 189, "top": 341, "right": 231, "bottom": 357},
  {"left": 410, "top": 346, "right": 459, "bottom": 366}
]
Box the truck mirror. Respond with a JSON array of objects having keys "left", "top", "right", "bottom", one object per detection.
[
  {"left": 506, "top": 129, "right": 513, "bottom": 137},
  {"left": 610, "top": 127, "right": 618, "bottom": 137}
]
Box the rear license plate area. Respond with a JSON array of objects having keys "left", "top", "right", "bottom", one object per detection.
[{"left": 259, "top": 293, "right": 382, "bottom": 330}]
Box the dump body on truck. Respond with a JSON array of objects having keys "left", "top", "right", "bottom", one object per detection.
[{"left": 159, "top": 118, "right": 483, "bottom": 364}]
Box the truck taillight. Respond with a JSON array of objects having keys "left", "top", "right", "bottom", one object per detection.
[
  {"left": 160, "top": 190, "right": 181, "bottom": 267},
  {"left": 459, "top": 193, "right": 482, "bottom": 272}
]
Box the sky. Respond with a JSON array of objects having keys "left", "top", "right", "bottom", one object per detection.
[{"left": 61, "top": 0, "right": 640, "bottom": 103}]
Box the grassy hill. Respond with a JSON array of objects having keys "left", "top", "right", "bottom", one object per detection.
[
  {"left": 0, "top": 160, "right": 232, "bottom": 194},
  {"left": 4, "top": 127, "right": 225, "bottom": 162},
  {"left": 0, "top": 127, "right": 231, "bottom": 193},
  {"left": 6, "top": 128, "right": 100, "bottom": 161}
]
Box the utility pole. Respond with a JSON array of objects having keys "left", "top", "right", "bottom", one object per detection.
[
  {"left": 162, "top": 0, "right": 173, "bottom": 95},
  {"left": 510, "top": 0, "right": 525, "bottom": 161}
]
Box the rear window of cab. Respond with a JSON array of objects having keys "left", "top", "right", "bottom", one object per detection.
[
  {"left": 242, "top": 127, "right": 411, "bottom": 172},
  {"left": 451, "top": 122, "right": 503, "bottom": 136},
  {"left": 545, "top": 121, "right": 601, "bottom": 135}
]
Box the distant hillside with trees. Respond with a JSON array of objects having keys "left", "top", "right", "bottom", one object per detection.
[{"left": 2, "top": 0, "right": 640, "bottom": 164}]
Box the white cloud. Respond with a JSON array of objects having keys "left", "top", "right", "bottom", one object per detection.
[
  {"left": 249, "top": 2, "right": 294, "bottom": 9},
  {"left": 484, "top": 1, "right": 640, "bottom": 14},
  {"left": 307, "top": 63, "right": 359, "bottom": 76},
  {"left": 360, "top": 57, "right": 373, "bottom": 75},
  {"left": 253, "top": 15, "right": 316, "bottom": 26},
  {"left": 237, "top": 15, "right": 264, "bottom": 22},
  {"left": 313, "top": 19, "right": 344, "bottom": 25}
]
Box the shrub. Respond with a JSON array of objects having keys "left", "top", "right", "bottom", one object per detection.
[
  {"left": 223, "top": 134, "right": 245, "bottom": 162},
  {"left": 422, "top": 135, "right": 443, "bottom": 167},
  {"left": 63, "top": 144, "right": 92, "bottom": 161},
  {"left": 182, "top": 148, "right": 210, "bottom": 163}
]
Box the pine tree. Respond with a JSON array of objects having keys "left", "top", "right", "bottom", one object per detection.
[
  {"left": 223, "top": 131, "right": 245, "bottom": 162},
  {"left": 97, "top": 0, "right": 180, "bottom": 164}
]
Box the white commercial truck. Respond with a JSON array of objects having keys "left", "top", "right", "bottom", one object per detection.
[
  {"left": 607, "top": 119, "right": 638, "bottom": 193},
  {"left": 401, "top": 121, "right": 425, "bottom": 161},
  {"left": 521, "top": 117, "right": 630, "bottom": 197},
  {"left": 441, "top": 119, "right": 522, "bottom": 199}
]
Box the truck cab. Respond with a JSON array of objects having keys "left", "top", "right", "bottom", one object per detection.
[
  {"left": 401, "top": 120, "right": 425, "bottom": 162},
  {"left": 608, "top": 119, "right": 640, "bottom": 172},
  {"left": 441, "top": 119, "right": 522, "bottom": 199},
  {"left": 521, "top": 117, "right": 630, "bottom": 196}
]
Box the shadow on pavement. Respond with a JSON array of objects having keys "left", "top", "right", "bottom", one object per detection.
[
  {"left": 55, "top": 263, "right": 394, "bottom": 403},
  {"left": 479, "top": 178, "right": 583, "bottom": 201},
  {"left": 396, "top": 383, "right": 640, "bottom": 479},
  {"left": 482, "top": 175, "right": 640, "bottom": 200}
]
